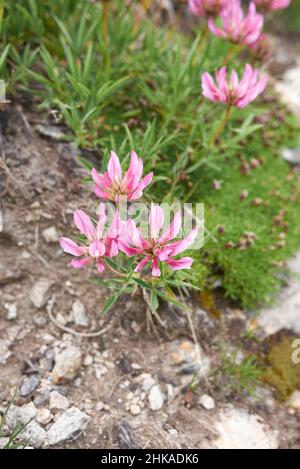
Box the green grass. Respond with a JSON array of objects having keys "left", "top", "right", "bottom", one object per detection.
[
  {"left": 1, "top": 0, "right": 300, "bottom": 309},
  {"left": 215, "top": 345, "right": 263, "bottom": 397}
]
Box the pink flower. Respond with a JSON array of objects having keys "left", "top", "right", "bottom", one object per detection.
[
  {"left": 208, "top": 0, "right": 264, "bottom": 46},
  {"left": 60, "top": 204, "right": 127, "bottom": 273},
  {"left": 119, "top": 204, "right": 197, "bottom": 277},
  {"left": 249, "top": 33, "right": 273, "bottom": 61},
  {"left": 254, "top": 0, "right": 291, "bottom": 12},
  {"left": 188, "top": 0, "right": 230, "bottom": 17},
  {"left": 201, "top": 63, "right": 268, "bottom": 108},
  {"left": 92, "top": 151, "right": 153, "bottom": 203}
]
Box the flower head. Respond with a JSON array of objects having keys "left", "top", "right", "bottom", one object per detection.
[
  {"left": 188, "top": 0, "right": 230, "bottom": 17},
  {"left": 201, "top": 63, "right": 268, "bottom": 108},
  {"left": 60, "top": 204, "right": 128, "bottom": 273},
  {"left": 208, "top": 0, "right": 264, "bottom": 46},
  {"left": 119, "top": 204, "right": 197, "bottom": 277},
  {"left": 249, "top": 33, "right": 273, "bottom": 61},
  {"left": 92, "top": 151, "right": 153, "bottom": 203},
  {"left": 254, "top": 0, "right": 291, "bottom": 12}
]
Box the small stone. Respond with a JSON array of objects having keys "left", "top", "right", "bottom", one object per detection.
[
  {"left": 21, "top": 402, "right": 37, "bottom": 419},
  {"left": 70, "top": 300, "right": 89, "bottom": 328},
  {"left": 287, "top": 390, "right": 300, "bottom": 411},
  {"left": 168, "top": 428, "right": 178, "bottom": 436},
  {"left": 47, "top": 407, "right": 90, "bottom": 446},
  {"left": 141, "top": 374, "right": 156, "bottom": 392},
  {"left": 56, "top": 313, "right": 67, "bottom": 326},
  {"left": 130, "top": 404, "right": 141, "bottom": 415},
  {"left": 30, "top": 279, "right": 51, "bottom": 308},
  {"left": 44, "top": 348, "right": 55, "bottom": 371},
  {"left": 5, "top": 405, "right": 47, "bottom": 448},
  {"left": 0, "top": 437, "right": 9, "bottom": 449},
  {"left": 4, "top": 303, "right": 17, "bottom": 320},
  {"left": 42, "top": 226, "right": 59, "bottom": 243},
  {"left": 34, "top": 391, "right": 50, "bottom": 408},
  {"left": 34, "top": 314, "right": 48, "bottom": 328},
  {"left": 199, "top": 394, "right": 215, "bottom": 410},
  {"left": 213, "top": 407, "right": 278, "bottom": 449},
  {"left": 19, "top": 374, "right": 40, "bottom": 397},
  {"left": 167, "top": 339, "right": 210, "bottom": 376},
  {"left": 281, "top": 148, "right": 300, "bottom": 165},
  {"left": 148, "top": 384, "right": 165, "bottom": 411},
  {"left": 49, "top": 391, "right": 70, "bottom": 411},
  {"left": 52, "top": 346, "right": 82, "bottom": 383},
  {"left": 83, "top": 354, "right": 93, "bottom": 367},
  {"left": 42, "top": 333, "right": 55, "bottom": 344},
  {"left": 36, "top": 408, "right": 52, "bottom": 425},
  {"left": 0, "top": 339, "right": 11, "bottom": 364}
]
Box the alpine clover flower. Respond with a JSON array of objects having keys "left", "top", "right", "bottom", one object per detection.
[
  {"left": 208, "top": 0, "right": 264, "bottom": 46},
  {"left": 201, "top": 64, "right": 268, "bottom": 108},
  {"left": 249, "top": 33, "right": 273, "bottom": 61},
  {"left": 60, "top": 204, "right": 129, "bottom": 273},
  {"left": 254, "top": 0, "right": 291, "bottom": 12},
  {"left": 92, "top": 151, "right": 153, "bottom": 203},
  {"left": 119, "top": 204, "right": 197, "bottom": 277},
  {"left": 188, "top": 0, "right": 230, "bottom": 17}
]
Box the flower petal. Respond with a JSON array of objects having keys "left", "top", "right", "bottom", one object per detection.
[
  {"left": 74, "top": 209, "right": 96, "bottom": 240},
  {"left": 134, "top": 255, "right": 151, "bottom": 272},
  {"left": 60, "top": 237, "right": 86, "bottom": 256},
  {"left": 71, "top": 257, "right": 92, "bottom": 269},
  {"left": 165, "top": 256, "right": 194, "bottom": 270},
  {"left": 151, "top": 258, "right": 161, "bottom": 277},
  {"left": 108, "top": 151, "right": 122, "bottom": 181},
  {"left": 149, "top": 204, "right": 164, "bottom": 240}
]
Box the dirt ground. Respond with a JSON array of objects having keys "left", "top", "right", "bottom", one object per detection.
[{"left": 1, "top": 100, "right": 300, "bottom": 449}]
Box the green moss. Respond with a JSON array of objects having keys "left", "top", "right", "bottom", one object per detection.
[{"left": 262, "top": 336, "right": 300, "bottom": 400}]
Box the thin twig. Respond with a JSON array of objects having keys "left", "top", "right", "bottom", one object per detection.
[{"left": 46, "top": 295, "right": 112, "bottom": 338}]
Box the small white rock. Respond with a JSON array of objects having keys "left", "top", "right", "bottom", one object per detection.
[
  {"left": 47, "top": 407, "right": 90, "bottom": 446},
  {"left": 199, "top": 394, "right": 215, "bottom": 410},
  {"left": 83, "top": 354, "right": 93, "bottom": 367},
  {"left": 30, "top": 279, "right": 51, "bottom": 308},
  {"left": 70, "top": 300, "right": 89, "bottom": 328},
  {"left": 4, "top": 303, "right": 18, "bottom": 320},
  {"left": 148, "top": 384, "right": 165, "bottom": 411},
  {"left": 56, "top": 313, "right": 67, "bottom": 326},
  {"left": 52, "top": 346, "right": 82, "bottom": 383},
  {"left": 287, "top": 390, "right": 300, "bottom": 411},
  {"left": 42, "top": 226, "right": 59, "bottom": 243},
  {"left": 21, "top": 402, "right": 37, "bottom": 419},
  {"left": 36, "top": 408, "right": 52, "bottom": 425},
  {"left": 49, "top": 391, "right": 70, "bottom": 411},
  {"left": 141, "top": 374, "right": 156, "bottom": 392},
  {"left": 130, "top": 404, "right": 141, "bottom": 415},
  {"left": 0, "top": 339, "right": 11, "bottom": 364}
]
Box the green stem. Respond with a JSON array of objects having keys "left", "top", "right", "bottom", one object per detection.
[
  {"left": 222, "top": 43, "right": 243, "bottom": 66},
  {"left": 0, "top": 1, "right": 5, "bottom": 35},
  {"left": 197, "top": 23, "right": 209, "bottom": 55},
  {"left": 210, "top": 105, "right": 232, "bottom": 147}
]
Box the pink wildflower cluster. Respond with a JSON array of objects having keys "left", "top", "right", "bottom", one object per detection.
[
  {"left": 60, "top": 152, "right": 197, "bottom": 277},
  {"left": 208, "top": 1, "right": 264, "bottom": 46},
  {"left": 189, "top": 0, "right": 291, "bottom": 109},
  {"left": 201, "top": 64, "right": 268, "bottom": 108},
  {"left": 253, "top": 0, "right": 291, "bottom": 12},
  {"left": 188, "top": 0, "right": 230, "bottom": 17}
]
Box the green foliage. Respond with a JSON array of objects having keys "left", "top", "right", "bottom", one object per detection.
[{"left": 215, "top": 344, "right": 262, "bottom": 396}]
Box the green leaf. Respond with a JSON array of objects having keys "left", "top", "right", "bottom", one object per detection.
[
  {"left": 150, "top": 289, "right": 159, "bottom": 314},
  {"left": 101, "top": 293, "right": 120, "bottom": 315}
]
